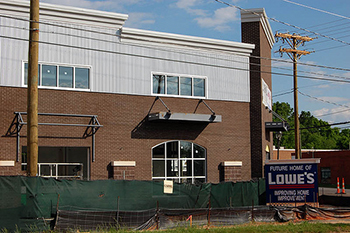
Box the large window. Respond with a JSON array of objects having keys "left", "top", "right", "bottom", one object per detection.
[
  {"left": 24, "top": 62, "right": 90, "bottom": 90},
  {"left": 152, "top": 141, "right": 206, "bottom": 184},
  {"left": 153, "top": 73, "right": 206, "bottom": 98}
]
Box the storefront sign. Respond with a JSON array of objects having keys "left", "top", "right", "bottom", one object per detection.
[{"left": 265, "top": 159, "right": 320, "bottom": 204}]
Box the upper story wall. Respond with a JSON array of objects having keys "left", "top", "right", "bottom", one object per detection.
[{"left": 0, "top": 0, "right": 254, "bottom": 102}]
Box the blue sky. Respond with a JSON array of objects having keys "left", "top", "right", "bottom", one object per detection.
[{"left": 38, "top": 0, "right": 350, "bottom": 127}]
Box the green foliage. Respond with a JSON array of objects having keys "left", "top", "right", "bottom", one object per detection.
[{"left": 272, "top": 101, "right": 349, "bottom": 149}]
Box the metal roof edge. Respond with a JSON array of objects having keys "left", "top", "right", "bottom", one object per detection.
[
  {"left": 121, "top": 27, "right": 255, "bottom": 54},
  {"left": 241, "top": 8, "right": 275, "bottom": 49}
]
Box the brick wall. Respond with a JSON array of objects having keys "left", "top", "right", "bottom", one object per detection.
[
  {"left": 223, "top": 167, "right": 242, "bottom": 182},
  {"left": 0, "top": 86, "right": 252, "bottom": 182},
  {"left": 241, "top": 21, "right": 273, "bottom": 179},
  {"left": 112, "top": 166, "right": 135, "bottom": 180}
]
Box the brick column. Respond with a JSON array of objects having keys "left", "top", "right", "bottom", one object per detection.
[
  {"left": 241, "top": 8, "right": 274, "bottom": 179},
  {"left": 221, "top": 161, "right": 242, "bottom": 182},
  {"left": 110, "top": 161, "right": 136, "bottom": 180}
]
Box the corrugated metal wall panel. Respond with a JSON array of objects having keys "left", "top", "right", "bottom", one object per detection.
[{"left": 0, "top": 17, "right": 250, "bottom": 102}]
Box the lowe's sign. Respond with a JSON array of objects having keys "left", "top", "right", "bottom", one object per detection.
[{"left": 265, "top": 159, "right": 320, "bottom": 204}]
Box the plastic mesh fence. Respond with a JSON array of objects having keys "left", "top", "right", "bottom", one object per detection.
[{"left": 55, "top": 208, "right": 157, "bottom": 231}]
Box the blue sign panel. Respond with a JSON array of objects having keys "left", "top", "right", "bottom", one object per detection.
[{"left": 265, "top": 162, "right": 318, "bottom": 203}]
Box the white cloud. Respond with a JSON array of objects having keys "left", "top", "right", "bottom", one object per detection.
[
  {"left": 317, "top": 84, "right": 331, "bottom": 89},
  {"left": 313, "top": 105, "right": 350, "bottom": 123},
  {"left": 174, "top": 0, "right": 239, "bottom": 32},
  {"left": 125, "top": 12, "right": 155, "bottom": 28},
  {"left": 39, "top": 0, "right": 140, "bottom": 12},
  {"left": 195, "top": 7, "right": 239, "bottom": 32},
  {"left": 176, "top": 0, "right": 199, "bottom": 9}
]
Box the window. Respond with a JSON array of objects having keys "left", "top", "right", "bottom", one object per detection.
[
  {"left": 320, "top": 167, "right": 331, "bottom": 183},
  {"left": 24, "top": 62, "right": 90, "bottom": 90},
  {"left": 152, "top": 141, "right": 206, "bottom": 184},
  {"left": 152, "top": 73, "right": 206, "bottom": 98}
]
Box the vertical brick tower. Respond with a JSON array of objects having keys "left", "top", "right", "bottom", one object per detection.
[{"left": 241, "top": 9, "right": 275, "bottom": 179}]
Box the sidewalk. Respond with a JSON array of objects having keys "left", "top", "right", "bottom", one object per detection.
[{"left": 319, "top": 187, "right": 350, "bottom": 197}]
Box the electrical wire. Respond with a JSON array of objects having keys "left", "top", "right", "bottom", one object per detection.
[
  {"left": 2, "top": 21, "right": 350, "bottom": 83},
  {"left": 1, "top": 12, "right": 350, "bottom": 72},
  {"left": 214, "top": 0, "right": 350, "bottom": 46},
  {"left": 2, "top": 33, "right": 350, "bottom": 85},
  {"left": 0, "top": 20, "right": 350, "bottom": 83},
  {"left": 298, "top": 90, "right": 350, "bottom": 109},
  {"left": 282, "top": 0, "right": 350, "bottom": 21}
]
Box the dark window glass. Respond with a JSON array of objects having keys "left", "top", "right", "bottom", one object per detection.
[
  {"left": 194, "top": 144, "right": 205, "bottom": 158},
  {"left": 75, "top": 68, "right": 89, "bottom": 89},
  {"left": 321, "top": 167, "right": 331, "bottom": 179},
  {"left": 21, "top": 151, "right": 27, "bottom": 171},
  {"left": 42, "top": 65, "right": 57, "bottom": 87},
  {"left": 180, "top": 77, "right": 192, "bottom": 96},
  {"left": 194, "top": 160, "right": 205, "bottom": 176},
  {"left": 152, "top": 160, "right": 165, "bottom": 177},
  {"left": 59, "top": 66, "right": 73, "bottom": 88},
  {"left": 153, "top": 74, "right": 165, "bottom": 94},
  {"left": 167, "top": 76, "right": 179, "bottom": 95},
  {"left": 167, "top": 160, "right": 179, "bottom": 177},
  {"left": 180, "top": 141, "right": 192, "bottom": 158},
  {"left": 152, "top": 144, "right": 165, "bottom": 158},
  {"left": 180, "top": 160, "right": 192, "bottom": 177},
  {"left": 167, "top": 141, "right": 178, "bottom": 158},
  {"left": 194, "top": 78, "right": 205, "bottom": 97},
  {"left": 152, "top": 141, "right": 206, "bottom": 184}
]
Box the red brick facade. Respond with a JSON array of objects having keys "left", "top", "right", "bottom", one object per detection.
[
  {"left": 242, "top": 21, "right": 273, "bottom": 179},
  {"left": 0, "top": 86, "right": 252, "bottom": 182},
  {"left": 0, "top": 8, "right": 274, "bottom": 183}
]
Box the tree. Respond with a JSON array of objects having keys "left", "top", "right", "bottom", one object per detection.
[{"left": 272, "top": 102, "right": 348, "bottom": 150}]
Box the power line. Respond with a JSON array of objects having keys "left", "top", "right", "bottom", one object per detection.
[
  {"left": 298, "top": 91, "right": 350, "bottom": 109},
  {"left": 3, "top": 33, "right": 350, "bottom": 85},
  {"left": 2, "top": 13, "right": 350, "bottom": 72},
  {"left": 214, "top": 0, "right": 350, "bottom": 46},
  {"left": 273, "top": 90, "right": 293, "bottom": 98},
  {"left": 3, "top": 21, "right": 350, "bottom": 84},
  {"left": 282, "top": 0, "right": 350, "bottom": 21},
  {"left": 315, "top": 108, "right": 350, "bottom": 118}
]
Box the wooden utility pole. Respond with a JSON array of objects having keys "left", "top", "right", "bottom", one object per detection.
[
  {"left": 27, "top": 0, "right": 39, "bottom": 176},
  {"left": 275, "top": 33, "right": 313, "bottom": 159}
]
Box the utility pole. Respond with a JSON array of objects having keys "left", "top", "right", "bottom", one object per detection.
[
  {"left": 275, "top": 33, "right": 313, "bottom": 159},
  {"left": 27, "top": 0, "right": 39, "bottom": 176}
]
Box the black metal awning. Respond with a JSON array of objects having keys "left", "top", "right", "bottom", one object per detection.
[
  {"left": 5, "top": 112, "right": 102, "bottom": 162},
  {"left": 265, "top": 121, "right": 289, "bottom": 132},
  {"left": 147, "top": 97, "right": 222, "bottom": 123},
  {"left": 148, "top": 112, "right": 221, "bottom": 122}
]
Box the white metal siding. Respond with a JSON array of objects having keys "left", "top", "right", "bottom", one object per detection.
[{"left": 0, "top": 16, "right": 250, "bottom": 102}]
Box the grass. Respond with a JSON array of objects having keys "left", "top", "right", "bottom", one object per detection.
[
  {"left": 3, "top": 221, "right": 350, "bottom": 233},
  {"left": 85, "top": 221, "right": 350, "bottom": 233}
]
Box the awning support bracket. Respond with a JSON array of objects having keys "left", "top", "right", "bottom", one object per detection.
[
  {"left": 194, "top": 99, "right": 216, "bottom": 116},
  {"left": 5, "top": 112, "right": 103, "bottom": 163}
]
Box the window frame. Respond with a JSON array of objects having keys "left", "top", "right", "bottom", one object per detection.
[
  {"left": 151, "top": 72, "right": 207, "bottom": 99},
  {"left": 151, "top": 140, "right": 207, "bottom": 184},
  {"left": 22, "top": 61, "right": 91, "bottom": 91}
]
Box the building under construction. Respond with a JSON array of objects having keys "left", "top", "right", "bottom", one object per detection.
[{"left": 0, "top": 0, "right": 275, "bottom": 182}]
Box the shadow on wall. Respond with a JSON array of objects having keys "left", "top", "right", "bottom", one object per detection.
[{"left": 131, "top": 116, "right": 209, "bottom": 140}]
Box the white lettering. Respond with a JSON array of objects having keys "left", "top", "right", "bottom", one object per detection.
[
  {"left": 297, "top": 174, "right": 304, "bottom": 184},
  {"left": 285, "top": 174, "right": 297, "bottom": 184},
  {"left": 307, "top": 173, "right": 315, "bottom": 184},
  {"left": 276, "top": 174, "right": 284, "bottom": 184},
  {"left": 268, "top": 173, "right": 276, "bottom": 185}
]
